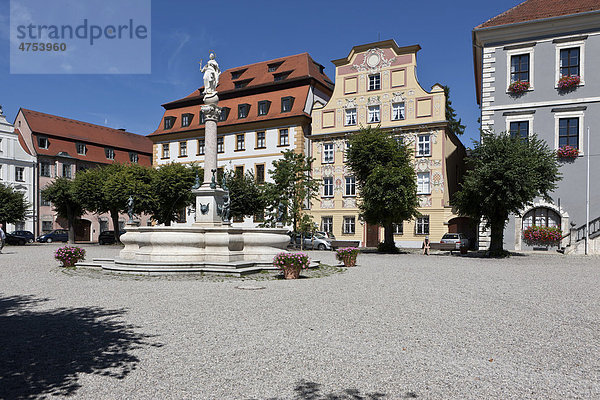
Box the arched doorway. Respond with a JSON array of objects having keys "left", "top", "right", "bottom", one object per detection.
[
  {"left": 522, "top": 207, "right": 561, "bottom": 230},
  {"left": 74, "top": 219, "right": 92, "bottom": 242},
  {"left": 517, "top": 204, "right": 566, "bottom": 250}
]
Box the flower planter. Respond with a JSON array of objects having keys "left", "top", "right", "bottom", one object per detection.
[
  {"left": 273, "top": 252, "right": 310, "bottom": 280},
  {"left": 508, "top": 81, "right": 530, "bottom": 95},
  {"left": 557, "top": 145, "right": 579, "bottom": 161},
  {"left": 54, "top": 246, "right": 86, "bottom": 268},
  {"left": 336, "top": 247, "right": 359, "bottom": 267},
  {"left": 557, "top": 75, "right": 580, "bottom": 91},
  {"left": 522, "top": 226, "right": 562, "bottom": 247}
]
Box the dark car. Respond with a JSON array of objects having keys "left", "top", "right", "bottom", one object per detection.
[
  {"left": 5, "top": 232, "right": 28, "bottom": 245},
  {"left": 36, "top": 229, "right": 69, "bottom": 243},
  {"left": 98, "top": 230, "right": 125, "bottom": 245},
  {"left": 9, "top": 230, "right": 35, "bottom": 243}
]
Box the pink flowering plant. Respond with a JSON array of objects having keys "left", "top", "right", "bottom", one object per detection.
[
  {"left": 54, "top": 246, "right": 86, "bottom": 268},
  {"left": 558, "top": 75, "right": 580, "bottom": 90},
  {"left": 522, "top": 226, "right": 562, "bottom": 246},
  {"left": 273, "top": 252, "right": 310, "bottom": 279},
  {"left": 556, "top": 145, "right": 579, "bottom": 160},
  {"left": 335, "top": 247, "right": 359, "bottom": 267},
  {"left": 508, "top": 80, "right": 530, "bottom": 94}
]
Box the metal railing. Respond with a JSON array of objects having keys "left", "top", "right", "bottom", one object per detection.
[{"left": 575, "top": 216, "right": 600, "bottom": 242}]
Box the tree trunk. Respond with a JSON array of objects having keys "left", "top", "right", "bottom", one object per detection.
[
  {"left": 383, "top": 222, "right": 394, "bottom": 248},
  {"left": 489, "top": 219, "right": 505, "bottom": 254},
  {"left": 165, "top": 220, "right": 171, "bottom": 227},
  {"left": 110, "top": 209, "right": 120, "bottom": 243},
  {"left": 66, "top": 205, "right": 75, "bottom": 244}
]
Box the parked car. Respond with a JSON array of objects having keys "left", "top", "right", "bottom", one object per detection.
[
  {"left": 5, "top": 232, "right": 28, "bottom": 245},
  {"left": 289, "top": 232, "right": 332, "bottom": 250},
  {"left": 36, "top": 229, "right": 69, "bottom": 243},
  {"left": 440, "top": 233, "right": 469, "bottom": 249},
  {"left": 316, "top": 231, "right": 336, "bottom": 240},
  {"left": 9, "top": 230, "right": 35, "bottom": 243},
  {"left": 98, "top": 230, "right": 125, "bottom": 245}
]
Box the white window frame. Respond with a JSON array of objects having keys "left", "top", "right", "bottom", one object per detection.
[
  {"left": 105, "top": 147, "right": 115, "bottom": 160},
  {"left": 506, "top": 46, "right": 535, "bottom": 92},
  {"left": 345, "top": 108, "right": 357, "bottom": 126},
  {"left": 555, "top": 39, "right": 585, "bottom": 88},
  {"left": 343, "top": 216, "right": 356, "bottom": 234},
  {"left": 236, "top": 134, "right": 245, "bottom": 151},
  {"left": 197, "top": 139, "right": 205, "bottom": 155},
  {"left": 368, "top": 74, "right": 381, "bottom": 91},
  {"left": 279, "top": 129, "right": 289, "bottom": 146},
  {"left": 129, "top": 152, "right": 138, "bottom": 163},
  {"left": 179, "top": 141, "right": 187, "bottom": 157},
  {"left": 217, "top": 137, "right": 224, "bottom": 153},
  {"left": 76, "top": 142, "right": 86, "bottom": 155},
  {"left": 417, "top": 172, "right": 430, "bottom": 195},
  {"left": 344, "top": 176, "right": 356, "bottom": 197},
  {"left": 416, "top": 216, "right": 429, "bottom": 235},
  {"left": 554, "top": 110, "right": 584, "bottom": 155},
  {"left": 38, "top": 136, "right": 49, "bottom": 149},
  {"left": 323, "top": 143, "right": 334, "bottom": 164},
  {"left": 417, "top": 134, "right": 431, "bottom": 157},
  {"left": 15, "top": 167, "right": 25, "bottom": 182},
  {"left": 256, "top": 131, "right": 266, "bottom": 148},
  {"left": 182, "top": 114, "right": 191, "bottom": 127},
  {"left": 162, "top": 143, "right": 170, "bottom": 158},
  {"left": 62, "top": 164, "right": 71, "bottom": 178},
  {"left": 322, "top": 216, "right": 333, "bottom": 233},
  {"left": 393, "top": 222, "right": 403, "bottom": 235},
  {"left": 505, "top": 114, "right": 534, "bottom": 139},
  {"left": 392, "top": 102, "right": 405, "bottom": 121},
  {"left": 40, "top": 162, "right": 51, "bottom": 177},
  {"left": 323, "top": 177, "right": 334, "bottom": 197},
  {"left": 368, "top": 105, "right": 380, "bottom": 123}
]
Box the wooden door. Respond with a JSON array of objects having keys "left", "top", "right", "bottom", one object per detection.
[{"left": 366, "top": 223, "right": 379, "bottom": 247}]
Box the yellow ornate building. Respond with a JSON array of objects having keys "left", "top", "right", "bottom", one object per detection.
[{"left": 307, "top": 40, "right": 467, "bottom": 247}]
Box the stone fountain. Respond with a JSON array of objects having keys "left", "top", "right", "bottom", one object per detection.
[{"left": 88, "top": 53, "right": 291, "bottom": 275}]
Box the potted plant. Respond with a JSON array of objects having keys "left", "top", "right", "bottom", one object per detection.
[
  {"left": 54, "top": 246, "right": 86, "bottom": 268},
  {"left": 508, "top": 81, "right": 530, "bottom": 95},
  {"left": 557, "top": 145, "right": 579, "bottom": 161},
  {"left": 557, "top": 75, "right": 580, "bottom": 91},
  {"left": 335, "top": 247, "right": 359, "bottom": 267},
  {"left": 273, "top": 252, "right": 310, "bottom": 279},
  {"left": 522, "top": 226, "right": 562, "bottom": 247}
]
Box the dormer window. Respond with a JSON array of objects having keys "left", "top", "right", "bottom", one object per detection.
[
  {"left": 105, "top": 147, "right": 115, "bottom": 160},
  {"left": 164, "top": 116, "right": 175, "bottom": 129},
  {"left": 273, "top": 71, "right": 291, "bottom": 82},
  {"left": 281, "top": 96, "right": 294, "bottom": 113},
  {"left": 38, "top": 136, "right": 49, "bottom": 149},
  {"left": 76, "top": 142, "right": 87, "bottom": 155},
  {"left": 230, "top": 68, "right": 247, "bottom": 80},
  {"left": 234, "top": 79, "right": 252, "bottom": 89},
  {"left": 258, "top": 100, "right": 271, "bottom": 116},
  {"left": 238, "top": 104, "right": 250, "bottom": 119},
  {"left": 129, "top": 152, "right": 138, "bottom": 163},
  {"left": 219, "top": 107, "right": 230, "bottom": 122},
  {"left": 313, "top": 61, "right": 325, "bottom": 74},
  {"left": 268, "top": 61, "right": 283, "bottom": 72},
  {"left": 181, "top": 113, "right": 193, "bottom": 127}
]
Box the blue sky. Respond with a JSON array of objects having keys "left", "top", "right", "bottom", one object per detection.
[{"left": 0, "top": 0, "right": 523, "bottom": 147}]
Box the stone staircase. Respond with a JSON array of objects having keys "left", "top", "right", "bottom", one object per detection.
[{"left": 559, "top": 216, "right": 600, "bottom": 255}]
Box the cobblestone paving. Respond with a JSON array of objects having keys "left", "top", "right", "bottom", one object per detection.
[{"left": 0, "top": 243, "right": 598, "bottom": 399}]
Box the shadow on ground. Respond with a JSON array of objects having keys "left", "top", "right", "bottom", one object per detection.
[
  {"left": 0, "top": 294, "right": 161, "bottom": 399},
  {"left": 262, "top": 379, "right": 418, "bottom": 399}
]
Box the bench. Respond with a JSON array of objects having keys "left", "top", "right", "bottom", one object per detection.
[{"left": 329, "top": 240, "right": 360, "bottom": 250}]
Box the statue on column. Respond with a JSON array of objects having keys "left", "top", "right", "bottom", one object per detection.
[{"left": 199, "top": 52, "right": 221, "bottom": 98}]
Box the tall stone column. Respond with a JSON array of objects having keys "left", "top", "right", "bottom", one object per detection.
[{"left": 201, "top": 94, "right": 221, "bottom": 185}]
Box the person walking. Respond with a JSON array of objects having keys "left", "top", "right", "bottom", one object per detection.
[
  {"left": 0, "top": 227, "right": 6, "bottom": 253},
  {"left": 422, "top": 235, "right": 430, "bottom": 255}
]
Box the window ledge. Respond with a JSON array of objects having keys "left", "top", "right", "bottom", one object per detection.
[
  {"left": 277, "top": 144, "right": 290, "bottom": 147},
  {"left": 255, "top": 146, "right": 266, "bottom": 150},
  {"left": 321, "top": 196, "right": 334, "bottom": 199},
  {"left": 342, "top": 195, "right": 357, "bottom": 198},
  {"left": 234, "top": 149, "right": 245, "bottom": 152},
  {"left": 196, "top": 153, "right": 205, "bottom": 156},
  {"left": 415, "top": 154, "right": 432, "bottom": 158},
  {"left": 178, "top": 155, "right": 188, "bottom": 158},
  {"left": 161, "top": 157, "right": 170, "bottom": 160},
  {"left": 342, "top": 232, "right": 356, "bottom": 235}
]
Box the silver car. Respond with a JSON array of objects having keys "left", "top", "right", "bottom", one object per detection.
[
  {"left": 440, "top": 233, "right": 469, "bottom": 249},
  {"left": 290, "top": 232, "right": 332, "bottom": 250}
]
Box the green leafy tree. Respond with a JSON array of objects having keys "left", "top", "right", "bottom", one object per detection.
[
  {"left": 41, "top": 177, "right": 84, "bottom": 243},
  {"left": 148, "top": 163, "right": 198, "bottom": 226},
  {"left": 0, "top": 183, "right": 29, "bottom": 228},
  {"left": 346, "top": 126, "right": 420, "bottom": 251},
  {"left": 452, "top": 133, "right": 561, "bottom": 256},
  {"left": 263, "top": 150, "right": 319, "bottom": 231},
  {"left": 225, "top": 171, "right": 265, "bottom": 221},
  {"left": 443, "top": 85, "right": 465, "bottom": 136}
]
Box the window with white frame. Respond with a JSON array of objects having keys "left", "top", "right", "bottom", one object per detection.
[
  {"left": 345, "top": 176, "right": 356, "bottom": 196},
  {"left": 162, "top": 143, "right": 170, "bottom": 158},
  {"left": 345, "top": 108, "right": 357, "bottom": 126},
  {"left": 197, "top": 139, "right": 205, "bottom": 155},
  {"left": 368, "top": 74, "right": 381, "bottom": 91},
  {"left": 179, "top": 141, "right": 187, "bottom": 157},
  {"left": 323, "top": 143, "right": 334, "bottom": 164},
  {"left": 76, "top": 142, "right": 86, "bottom": 155},
  {"left": 416, "top": 216, "right": 429, "bottom": 235},
  {"left": 105, "top": 147, "right": 115, "bottom": 160},
  {"left": 506, "top": 47, "right": 534, "bottom": 90},
  {"left": 343, "top": 140, "right": 349, "bottom": 163},
  {"left": 236, "top": 134, "right": 245, "bottom": 151},
  {"left": 393, "top": 222, "right": 403, "bottom": 235},
  {"left": 554, "top": 111, "right": 583, "bottom": 153},
  {"left": 392, "top": 102, "right": 405, "bottom": 120},
  {"left": 343, "top": 216, "right": 356, "bottom": 234},
  {"left": 555, "top": 39, "right": 585, "bottom": 86},
  {"left": 417, "top": 172, "right": 430, "bottom": 194},
  {"left": 38, "top": 136, "right": 49, "bottom": 149},
  {"left": 279, "top": 129, "right": 289, "bottom": 146},
  {"left": 62, "top": 164, "right": 71, "bottom": 178},
  {"left": 129, "top": 152, "right": 138, "bottom": 163},
  {"left": 322, "top": 216, "right": 333, "bottom": 233},
  {"left": 217, "top": 137, "right": 224, "bottom": 153},
  {"left": 15, "top": 167, "right": 25, "bottom": 182},
  {"left": 368, "top": 105, "right": 380, "bottom": 123},
  {"left": 323, "top": 177, "right": 333, "bottom": 197},
  {"left": 417, "top": 135, "right": 431, "bottom": 156},
  {"left": 182, "top": 113, "right": 192, "bottom": 127},
  {"left": 256, "top": 131, "right": 266, "bottom": 148},
  {"left": 40, "top": 162, "right": 51, "bottom": 177},
  {"left": 522, "top": 207, "right": 561, "bottom": 229},
  {"left": 509, "top": 121, "right": 529, "bottom": 140}
]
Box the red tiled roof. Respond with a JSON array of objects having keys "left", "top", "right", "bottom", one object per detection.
[
  {"left": 150, "top": 86, "right": 310, "bottom": 137},
  {"left": 21, "top": 108, "right": 153, "bottom": 154},
  {"left": 476, "top": 0, "right": 600, "bottom": 28},
  {"left": 14, "top": 128, "right": 33, "bottom": 155},
  {"left": 163, "top": 53, "right": 333, "bottom": 107}
]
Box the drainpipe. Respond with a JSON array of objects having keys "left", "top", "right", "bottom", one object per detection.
[{"left": 586, "top": 127, "right": 590, "bottom": 255}]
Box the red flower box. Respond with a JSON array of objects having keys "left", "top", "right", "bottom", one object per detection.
[
  {"left": 558, "top": 75, "right": 580, "bottom": 90},
  {"left": 523, "top": 226, "right": 562, "bottom": 247},
  {"left": 508, "top": 81, "right": 530, "bottom": 94},
  {"left": 557, "top": 145, "right": 579, "bottom": 160}
]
